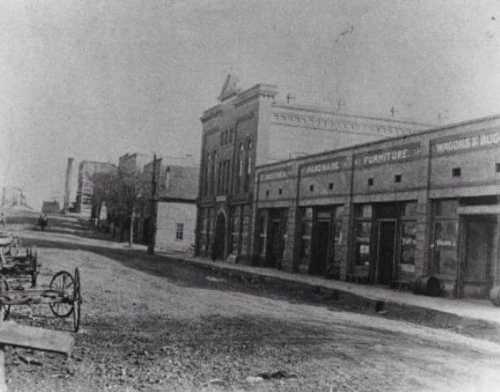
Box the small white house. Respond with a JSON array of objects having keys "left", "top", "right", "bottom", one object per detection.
[{"left": 142, "top": 162, "right": 199, "bottom": 254}]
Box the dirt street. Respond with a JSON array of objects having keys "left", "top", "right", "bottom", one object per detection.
[{"left": 3, "top": 217, "right": 500, "bottom": 392}]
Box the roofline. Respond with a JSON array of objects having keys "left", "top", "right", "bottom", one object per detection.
[
  {"left": 256, "top": 114, "right": 500, "bottom": 170},
  {"left": 79, "top": 160, "right": 116, "bottom": 166},
  {"left": 272, "top": 102, "right": 433, "bottom": 127},
  {"left": 201, "top": 83, "right": 278, "bottom": 121}
]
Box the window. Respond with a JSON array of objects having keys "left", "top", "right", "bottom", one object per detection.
[
  {"left": 431, "top": 199, "right": 459, "bottom": 277},
  {"left": 266, "top": 190, "right": 270, "bottom": 197},
  {"left": 244, "top": 139, "right": 253, "bottom": 192},
  {"left": 309, "top": 184, "right": 314, "bottom": 192},
  {"left": 236, "top": 143, "right": 245, "bottom": 193},
  {"left": 278, "top": 188, "right": 282, "bottom": 195},
  {"left": 299, "top": 207, "right": 313, "bottom": 262},
  {"left": 368, "top": 178, "right": 374, "bottom": 186},
  {"left": 496, "top": 163, "right": 500, "bottom": 173},
  {"left": 354, "top": 204, "right": 372, "bottom": 267},
  {"left": 175, "top": 223, "right": 184, "bottom": 240},
  {"left": 452, "top": 167, "right": 461, "bottom": 177},
  {"left": 210, "top": 151, "right": 217, "bottom": 195},
  {"left": 394, "top": 174, "right": 402, "bottom": 183},
  {"left": 329, "top": 182, "right": 334, "bottom": 190},
  {"left": 217, "top": 161, "right": 223, "bottom": 194}
]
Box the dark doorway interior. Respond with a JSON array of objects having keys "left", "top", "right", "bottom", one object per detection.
[
  {"left": 213, "top": 213, "right": 226, "bottom": 260},
  {"left": 461, "top": 215, "right": 496, "bottom": 297},
  {"left": 266, "top": 209, "right": 287, "bottom": 268},
  {"left": 310, "top": 219, "right": 332, "bottom": 276},
  {"left": 377, "top": 220, "right": 396, "bottom": 284}
]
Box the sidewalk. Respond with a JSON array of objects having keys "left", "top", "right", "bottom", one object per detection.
[{"left": 162, "top": 251, "right": 500, "bottom": 328}]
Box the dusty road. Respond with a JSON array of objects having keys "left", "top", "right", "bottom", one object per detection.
[{"left": 3, "top": 216, "right": 500, "bottom": 392}]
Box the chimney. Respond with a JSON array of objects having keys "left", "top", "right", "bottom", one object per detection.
[{"left": 63, "top": 157, "right": 74, "bottom": 214}]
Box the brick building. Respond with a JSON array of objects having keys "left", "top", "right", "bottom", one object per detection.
[
  {"left": 195, "top": 75, "right": 429, "bottom": 263},
  {"left": 254, "top": 115, "right": 500, "bottom": 299},
  {"left": 75, "top": 160, "right": 116, "bottom": 216}
]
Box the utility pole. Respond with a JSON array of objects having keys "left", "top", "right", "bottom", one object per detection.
[{"left": 147, "top": 154, "right": 159, "bottom": 255}]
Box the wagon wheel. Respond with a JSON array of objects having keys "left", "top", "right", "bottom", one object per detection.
[
  {"left": 72, "top": 268, "right": 82, "bottom": 332},
  {"left": 0, "top": 277, "right": 11, "bottom": 320},
  {"left": 30, "top": 252, "right": 38, "bottom": 288},
  {"left": 49, "top": 271, "right": 75, "bottom": 318}
]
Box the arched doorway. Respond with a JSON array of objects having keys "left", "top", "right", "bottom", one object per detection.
[{"left": 213, "top": 213, "right": 226, "bottom": 260}]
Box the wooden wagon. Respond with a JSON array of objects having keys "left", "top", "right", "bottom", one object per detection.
[{"left": 0, "top": 268, "right": 82, "bottom": 332}]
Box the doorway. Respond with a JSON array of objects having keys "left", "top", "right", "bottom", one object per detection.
[
  {"left": 265, "top": 209, "right": 287, "bottom": 268},
  {"left": 376, "top": 220, "right": 397, "bottom": 284},
  {"left": 213, "top": 213, "right": 226, "bottom": 260},
  {"left": 459, "top": 215, "right": 496, "bottom": 297}
]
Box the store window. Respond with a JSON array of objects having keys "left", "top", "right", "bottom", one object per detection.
[
  {"left": 299, "top": 207, "right": 313, "bottom": 263},
  {"left": 432, "top": 199, "right": 459, "bottom": 277},
  {"left": 354, "top": 204, "right": 372, "bottom": 267},
  {"left": 257, "top": 210, "right": 267, "bottom": 256},
  {"left": 399, "top": 201, "right": 417, "bottom": 274}
]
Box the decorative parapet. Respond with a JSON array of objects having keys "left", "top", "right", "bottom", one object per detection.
[{"left": 271, "top": 105, "right": 428, "bottom": 137}]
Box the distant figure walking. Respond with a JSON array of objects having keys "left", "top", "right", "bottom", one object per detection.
[{"left": 38, "top": 213, "right": 48, "bottom": 232}]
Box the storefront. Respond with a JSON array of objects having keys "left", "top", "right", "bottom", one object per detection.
[
  {"left": 298, "top": 205, "right": 344, "bottom": 278},
  {"left": 256, "top": 208, "right": 288, "bottom": 268},
  {"left": 431, "top": 197, "right": 499, "bottom": 298},
  {"left": 351, "top": 201, "right": 417, "bottom": 285}
]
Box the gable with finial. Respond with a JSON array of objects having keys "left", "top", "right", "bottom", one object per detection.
[{"left": 218, "top": 74, "right": 241, "bottom": 102}]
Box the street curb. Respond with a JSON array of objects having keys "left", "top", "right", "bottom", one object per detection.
[{"left": 164, "top": 254, "right": 500, "bottom": 338}]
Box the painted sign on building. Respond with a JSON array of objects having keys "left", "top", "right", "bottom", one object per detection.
[
  {"left": 355, "top": 143, "right": 421, "bottom": 167},
  {"left": 301, "top": 157, "right": 347, "bottom": 176},
  {"left": 432, "top": 130, "right": 500, "bottom": 155},
  {"left": 260, "top": 167, "right": 291, "bottom": 182}
]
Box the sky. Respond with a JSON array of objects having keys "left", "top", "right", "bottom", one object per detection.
[{"left": 0, "top": 0, "right": 499, "bottom": 209}]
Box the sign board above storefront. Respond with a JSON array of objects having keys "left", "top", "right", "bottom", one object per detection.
[
  {"left": 301, "top": 157, "right": 347, "bottom": 176},
  {"left": 260, "top": 167, "right": 291, "bottom": 182},
  {"left": 432, "top": 130, "right": 500, "bottom": 155},
  {"left": 354, "top": 143, "right": 421, "bottom": 168}
]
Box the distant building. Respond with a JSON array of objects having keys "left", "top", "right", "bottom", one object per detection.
[
  {"left": 118, "top": 153, "right": 151, "bottom": 177},
  {"left": 75, "top": 160, "right": 116, "bottom": 217},
  {"left": 1, "top": 187, "right": 32, "bottom": 210},
  {"left": 195, "top": 75, "right": 430, "bottom": 263},
  {"left": 141, "top": 158, "right": 199, "bottom": 253}
]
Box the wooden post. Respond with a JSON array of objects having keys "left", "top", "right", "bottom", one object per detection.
[{"left": 148, "top": 154, "right": 158, "bottom": 255}]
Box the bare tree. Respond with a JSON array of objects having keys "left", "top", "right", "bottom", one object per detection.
[{"left": 92, "top": 169, "right": 146, "bottom": 247}]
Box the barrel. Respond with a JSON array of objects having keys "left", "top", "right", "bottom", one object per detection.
[
  {"left": 489, "top": 286, "right": 500, "bottom": 306},
  {"left": 414, "top": 276, "right": 444, "bottom": 297}
]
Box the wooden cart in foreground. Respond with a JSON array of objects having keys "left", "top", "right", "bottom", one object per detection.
[
  {"left": 0, "top": 232, "right": 40, "bottom": 288},
  {"left": 0, "top": 268, "right": 82, "bottom": 332}
]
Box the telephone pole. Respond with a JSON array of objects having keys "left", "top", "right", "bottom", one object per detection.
[{"left": 147, "top": 154, "right": 159, "bottom": 255}]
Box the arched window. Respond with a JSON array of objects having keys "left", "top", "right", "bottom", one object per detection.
[
  {"left": 205, "top": 153, "right": 211, "bottom": 196},
  {"left": 244, "top": 138, "right": 253, "bottom": 192},
  {"left": 237, "top": 143, "right": 245, "bottom": 193},
  {"left": 210, "top": 151, "right": 217, "bottom": 195}
]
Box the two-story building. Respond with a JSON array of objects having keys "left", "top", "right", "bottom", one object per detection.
[{"left": 196, "top": 75, "right": 429, "bottom": 263}]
